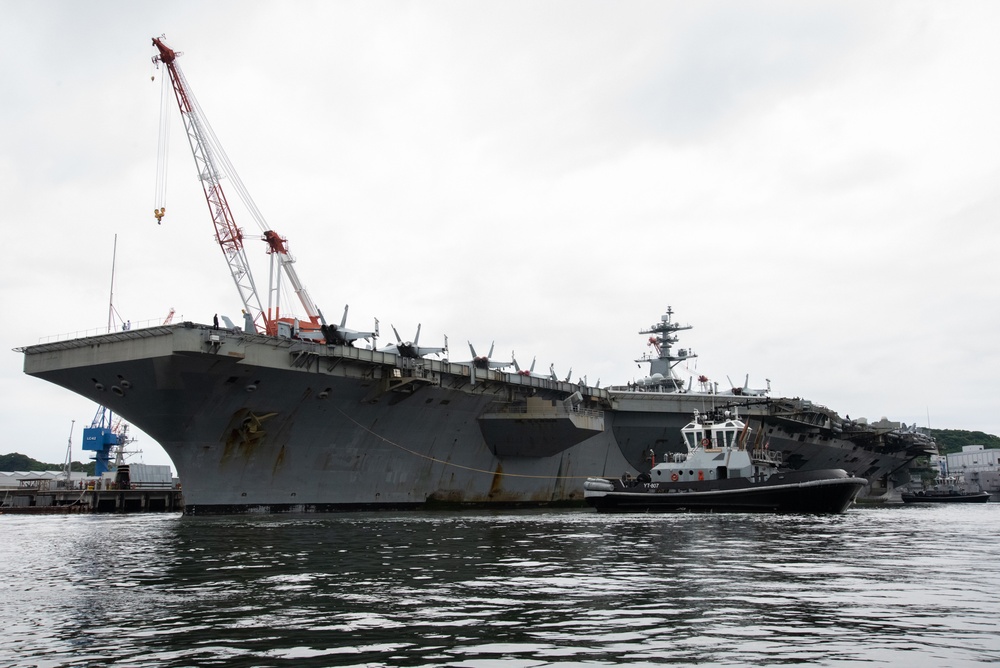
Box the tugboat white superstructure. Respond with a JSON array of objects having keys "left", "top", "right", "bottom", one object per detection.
[{"left": 584, "top": 410, "right": 866, "bottom": 513}]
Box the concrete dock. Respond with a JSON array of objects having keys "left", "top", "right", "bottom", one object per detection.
[{"left": 1, "top": 484, "right": 183, "bottom": 514}]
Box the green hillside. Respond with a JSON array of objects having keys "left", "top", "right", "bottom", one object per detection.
[
  {"left": 929, "top": 429, "right": 1000, "bottom": 455},
  {"left": 0, "top": 452, "right": 96, "bottom": 476}
]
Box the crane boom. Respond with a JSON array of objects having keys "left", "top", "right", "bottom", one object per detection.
[
  {"left": 151, "top": 37, "right": 268, "bottom": 334},
  {"left": 151, "top": 37, "right": 323, "bottom": 336}
]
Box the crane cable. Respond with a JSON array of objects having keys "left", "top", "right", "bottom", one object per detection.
[
  {"left": 153, "top": 49, "right": 299, "bottom": 321},
  {"left": 186, "top": 90, "right": 270, "bottom": 235},
  {"left": 153, "top": 71, "right": 170, "bottom": 224},
  {"left": 187, "top": 90, "right": 301, "bottom": 318}
]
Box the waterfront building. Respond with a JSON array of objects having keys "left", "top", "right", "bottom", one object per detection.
[{"left": 932, "top": 446, "right": 1000, "bottom": 494}]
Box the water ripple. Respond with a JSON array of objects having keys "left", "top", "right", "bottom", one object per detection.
[{"left": 2, "top": 506, "right": 1000, "bottom": 666}]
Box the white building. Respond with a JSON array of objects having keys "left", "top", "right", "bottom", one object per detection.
[
  {"left": 0, "top": 471, "right": 90, "bottom": 490},
  {"left": 938, "top": 445, "right": 1000, "bottom": 493},
  {"left": 947, "top": 445, "right": 1000, "bottom": 471}
]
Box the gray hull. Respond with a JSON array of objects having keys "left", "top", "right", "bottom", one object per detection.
[
  {"left": 607, "top": 393, "right": 931, "bottom": 495},
  {"left": 21, "top": 324, "right": 932, "bottom": 513}
]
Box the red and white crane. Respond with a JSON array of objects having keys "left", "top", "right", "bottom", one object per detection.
[{"left": 151, "top": 36, "right": 321, "bottom": 336}]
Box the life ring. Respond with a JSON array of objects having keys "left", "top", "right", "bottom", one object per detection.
[
  {"left": 698, "top": 470, "right": 705, "bottom": 481},
  {"left": 701, "top": 438, "right": 711, "bottom": 448},
  {"left": 670, "top": 473, "right": 679, "bottom": 482}
]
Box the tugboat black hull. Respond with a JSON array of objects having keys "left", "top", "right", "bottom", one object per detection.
[
  {"left": 900, "top": 491, "right": 990, "bottom": 504},
  {"left": 584, "top": 469, "right": 865, "bottom": 514}
]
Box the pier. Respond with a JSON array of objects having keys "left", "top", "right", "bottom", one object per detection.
[{"left": 1, "top": 479, "right": 182, "bottom": 514}]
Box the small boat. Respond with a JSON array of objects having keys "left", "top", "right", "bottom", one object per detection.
[
  {"left": 584, "top": 410, "right": 866, "bottom": 513},
  {"left": 900, "top": 489, "right": 991, "bottom": 504}
]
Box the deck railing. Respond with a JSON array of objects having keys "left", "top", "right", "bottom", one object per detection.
[{"left": 36, "top": 317, "right": 175, "bottom": 344}]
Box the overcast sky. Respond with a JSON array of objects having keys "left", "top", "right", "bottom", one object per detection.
[{"left": 3, "top": 1, "right": 999, "bottom": 470}]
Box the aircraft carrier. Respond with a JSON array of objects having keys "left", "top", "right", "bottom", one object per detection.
[
  {"left": 19, "top": 307, "right": 936, "bottom": 513},
  {"left": 17, "top": 39, "right": 936, "bottom": 513}
]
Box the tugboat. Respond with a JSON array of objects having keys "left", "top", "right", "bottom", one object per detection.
[
  {"left": 584, "top": 410, "right": 866, "bottom": 513},
  {"left": 900, "top": 489, "right": 990, "bottom": 504}
]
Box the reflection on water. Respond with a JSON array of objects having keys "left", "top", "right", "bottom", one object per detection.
[{"left": 2, "top": 506, "right": 999, "bottom": 666}]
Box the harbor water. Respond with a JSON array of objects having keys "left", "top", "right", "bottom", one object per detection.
[{"left": 2, "top": 505, "right": 999, "bottom": 667}]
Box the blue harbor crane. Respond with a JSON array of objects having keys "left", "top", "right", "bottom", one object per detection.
[{"left": 82, "top": 406, "right": 127, "bottom": 477}]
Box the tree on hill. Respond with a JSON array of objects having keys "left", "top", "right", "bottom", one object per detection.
[
  {"left": 929, "top": 429, "right": 1000, "bottom": 455},
  {"left": 0, "top": 452, "right": 95, "bottom": 475}
]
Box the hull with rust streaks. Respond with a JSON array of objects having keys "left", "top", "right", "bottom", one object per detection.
[
  {"left": 21, "top": 324, "right": 933, "bottom": 513},
  {"left": 21, "top": 325, "right": 628, "bottom": 512}
]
